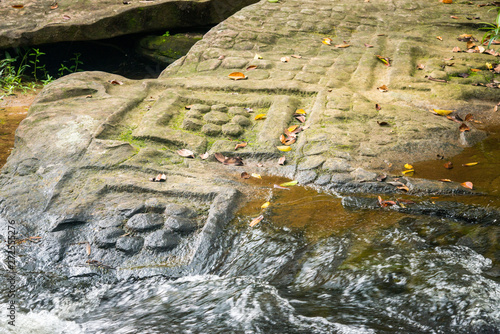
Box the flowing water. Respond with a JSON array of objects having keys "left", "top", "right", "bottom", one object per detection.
[{"left": 1, "top": 105, "right": 499, "bottom": 333}]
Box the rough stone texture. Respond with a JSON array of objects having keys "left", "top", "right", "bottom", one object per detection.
[
  {"left": 126, "top": 213, "right": 164, "bottom": 232},
  {"left": 0, "top": 0, "right": 259, "bottom": 48},
  {"left": 164, "top": 216, "right": 198, "bottom": 233},
  {"left": 116, "top": 236, "right": 144, "bottom": 255},
  {"left": 95, "top": 227, "right": 126, "bottom": 248},
  {"left": 1, "top": 0, "right": 500, "bottom": 280}
]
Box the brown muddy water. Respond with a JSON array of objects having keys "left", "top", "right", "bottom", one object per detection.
[{"left": 0, "top": 106, "right": 28, "bottom": 167}]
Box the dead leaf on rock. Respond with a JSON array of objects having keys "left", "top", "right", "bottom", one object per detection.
[
  {"left": 273, "top": 184, "right": 290, "bottom": 190},
  {"left": 416, "top": 64, "right": 425, "bottom": 70},
  {"left": 376, "top": 55, "right": 391, "bottom": 66},
  {"left": 442, "top": 0, "right": 453, "bottom": 3},
  {"left": 430, "top": 109, "right": 455, "bottom": 116},
  {"left": 459, "top": 123, "right": 470, "bottom": 132},
  {"left": 322, "top": 38, "right": 332, "bottom": 45},
  {"left": 254, "top": 114, "right": 267, "bottom": 120},
  {"left": 12, "top": 4, "right": 24, "bottom": 8},
  {"left": 280, "top": 56, "right": 290, "bottom": 63},
  {"left": 241, "top": 172, "right": 250, "bottom": 179},
  {"left": 402, "top": 169, "right": 414, "bottom": 176},
  {"left": 185, "top": 105, "right": 193, "bottom": 110},
  {"left": 397, "top": 199, "right": 416, "bottom": 205},
  {"left": 464, "top": 114, "right": 474, "bottom": 121},
  {"left": 214, "top": 152, "right": 226, "bottom": 163},
  {"left": 200, "top": 152, "right": 209, "bottom": 160},
  {"left": 295, "top": 109, "right": 307, "bottom": 114},
  {"left": 109, "top": 80, "right": 123, "bottom": 85},
  {"left": 404, "top": 163, "right": 413, "bottom": 170},
  {"left": 218, "top": 55, "right": 225, "bottom": 60},
  {"left": 150, "top": 173, "right": 167, "bottom": 182},
  {"left": 86, "top": 243, "right": 91, "bottom": 256},
  {"left": 278, "top": 156, "right": 286, "bottom": 165},
  {"left": 287, "top": 125, "right": 299, "bottom": 133},
  {"left": 377, "top": 121, "right": 389, "bottom": 126},
  {"left": 452, "top": 46, "right": 462, "bottom": 52},
  {"left": 377, "top": 85, "right": 388, "bottom": 92},
  {"left": 335, "top": 44, "right": 350, "bottom": 48},
  {"left": 229, "top": 72, "right": 247, "bottom": 80},
  {"left": 494, "top": 102, "right": 500, "bottom": 112},
  {"left": 462, "top": 162, "right": 478, "bottom": 166},
  {"left": 397, "top": 185, "right": 410, "bottom": 192},
  {"left": 376, "top": 174, "right": 387, "bottom": 182},
  {"left": 439, "top": 179, "right": 452, "bottom": 182},
  {"left": 364, "top": 43, "right": 374, "bottom": 48},
  {"left": 295, "top": 115, "right": 306, "bottom": 123},
  {"left": 437, "top": 36, "right": 443, "bottom": 41},
  {"left": 291, "top": 55, "right": 302, "bottom": 59},
  {"left": 257, "top": 163, "right": 264, "bottom": 167},
  {"left": 251, "top": 173, "right": 262, "bottom": 179},
  {"left": 249, "top": 215, "right": 264, "bottom": 227},
  {"left": 450, "top": 15, "right": 459, "bottom": 19},
  {"left": 245, "top": 107, "right": 254, "bottom": 113},
  {"left": 470, "top": 68, "right": 481, "bottom": 72},
  {"left": 246, "top": 65, "right": 257, "bottom": 71},
  {"left": 51, "top": 3, "right": 58, "bottom": 9},
  {"left": 235, "top": 142, "right": 248, "bottom": 150},
  {"left": 375, "top": 104, "right": 382, "bottom": 111},
  {"left": 467, "top": 41, "right": 476, "bottom": 49},
  {"left": 461, "top": 181, "right": 473, "bottom": 189},
  {"left": 63, "top": 15, "right": 71, "bottom": 20},
  {"left": 444, "top": 161, "right": 454, "bottom": 169},
  {"left": 177, "top": 149, "right": 195, "bottom": 158}
]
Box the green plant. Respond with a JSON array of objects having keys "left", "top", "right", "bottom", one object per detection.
[
  {"left": 58, "top": 52, "right": 83, "bottom": 77},
  {"left": 480, "top": 8, "right": 500, "bottom": 48},
  {"left": 162, "top": 31, "right": 170, "bottom": 37},
  {"left": 0, "top": 51, "right": 31, "bottom": 95}
]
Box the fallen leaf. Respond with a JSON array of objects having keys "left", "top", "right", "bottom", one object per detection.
[
  {"left": 241, "top": 172, "right": 250, "bottom": 179},
  {"left": 235, "top": 142, "right": 248, "bottom": 150},
  {"left": 322, "top": 38, "right": 332, "bottom": 45},
  {"left": 249, "top": 215, "right": 264, "bottom": 227},
  {"left": 437, "top": 36, "right": 443, "bottom": 40},
  {"left": 426, "top": 76, "right": 448, "bottom": 83},
  {"left": 224, "top": 157, "right": 244, "bottom": 166},
  {"left": 450, "top": 15, "right": 459, "bottom": 19},
  {"left": 280, "top": 180, "right": 298, "bottom": 187},
  {"left": 277, "top": 146, "right": 292, "bottom": 152},
  {"left": 177, "top": 149, "right": 195, "bottom": 158},
  {"left": 86, "top": 243, "right": 91, "bottom": 256},
  {"left": 470, "top": 68, "right": 481, "bottom": 72},
  {"left": 397, "top": 199, "right": 416, "bottom": 204},
  {"left": 12, "top": 4, "right": 24, "bottom": 8},
  {"left": 459, "top": 123, "right": 470, "bottom": 132},
  {"left": 229, "top": 72, "right": 247, "bottom": 80},
  {"left": 63, "top": 15, "right": 71, "bottom": 20},
  {"left": 404, "top": 163, "right": 413, "bottom": 170},
  {"left": 376, "top": 174, "right": 387, "bottom": 182},
  {"left": 430, "top": 109, "right": 455, "bottom": 116},
  {"left": 185, "top": 104, "right": 193, "bottom": 110},
  {"left": 200, "top": 152, "right": 209, "bottom": 160},
  {"left": 464, "top": 114, "right": 474, "bottom": 121},
  {"left": 377, "top": 121, "right": 389, "bottom": 126},
  {"left": 246, "top": 65, "right": 257, "bottom": 71},
  {"left": 273, "top": 184, "right": 290, "bottom": 190},
  {"left": 375, "top": 104, "right": 381, "bottom": 111},
  {"left": 245, "top": 107, "right": 254, "bottom": 113},
  {"left": 397, "top": 185, "right": 410, "bottom": 192},
  {"left": 280, "top": 56, "right": 290, "bottom": 63},
  {"left": 295, "top": 115, "right": 306, "bottom": 123},
  {"left": 461, "top": 181, "right": 473, "bottom": 189},
  {"left": 416, "top": 64, "right": 425, "bottom": 70},
  {"left": 376, "top": 55, "right": 391, "bottom": 66},
  {"left": 402, "top": 169, "right": 415, "bottom": 176},
  {"left": 295, "top": 109, "right": 307, "bottom": 114},
  {"left": 254, "top": 54, "right": 262, "bottom": 59},
  {"left": 442, "top": 0, "right": 452, "bottom": 3},
  {"left": 335, "top": 44, "right": 350, "bottom": 48},
  {"left": 278, "top": 156, "right": 286, "bottom": 165},
  {"left": 254, "top": 114, "right": 267, "bottom": 120},
  {"left": 462, "top": 162, "right": 478, "bottom": 166},
  {"left": 218, "top": 55, "right": 225, "bottom": 60},
  {"left": 444, "top": 161, "right": 453, "bottom": 169},
  {"left": 452, "top": 46, "right": 461, "bottom": 52},
  {"left": 364, "top": 43, "right": 374, "bottom": 48},
  {"left": 377, "top": 85, "right": 388, "bottom": 92},
  {"left": 467, "top": 41, "right": 476, "bottom": 49},
  {"left": 150, "top": 173, "right": 167, "bottom": 182},
  {"left": 214, "top": 153, "right": 226, "bottom": 163},
  {"left": 439, "top": 179, "right": 452, "bottom": 182},
  {"left": 458, "top": 73, "right": 470, "bottom": 78},
  {"left": 109, "top": 80, "right": 123, "bottom": 85},
  {"left": 287, "top": 125, "right": 299, "bottom": 133},
  {"left": 261, "top": 201, "right": 270, "bottom": 209},
  {"left": 85, "top": 95, "right": 92, "bottom": 98},
  {"left": 494, "top": 102, "right": 500, "bottom": 112},
  {"left": 291, "top": 55, "right": 302, "bottom": 59},
  {"left": 51, "top": 3, "right": 59, "bottom": 9}
]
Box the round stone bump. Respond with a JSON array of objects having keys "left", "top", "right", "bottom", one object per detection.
[
  {"left": 164, "top": 216, "right": 198, "bottom": 233},
  {"left": 202, "top": 123, "right": 222, "bottom": 136},
  {"left": 145, "top": 229, "right": 181, "bottom": 251},
  {"left": 126, "top": 213, "right": 164, "bottom": 232},
  {"left": 116, "top": 236, "right": 144, "bottom": 255},
  {"left": 222, "top": 123, "right": 243, "bottom": 137},
  {"left": 95, "top": 227, "right": 125, "bottom": 248},
  {"left": 164, "top": 204, "right": 197, "bottom": 218}
]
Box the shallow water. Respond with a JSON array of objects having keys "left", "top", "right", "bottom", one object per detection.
[{"left": 0, "top": 106, "right": 28, "bottom": 168}]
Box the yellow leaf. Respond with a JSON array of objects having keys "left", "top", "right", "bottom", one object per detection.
[
  {"left": 228, "top": 72, "right": 247, "bottom": 80},
  {"left": 431, "top": 109, "right": 455, "bottom": 116},
  {"left": 295, "top": 109, "right": 307, "bottom": 114},
  {"left": 322, "top": 38, "right": 332, "bottom": 45},
  {"left": 254, "top": 54, "right": 263, "bottom": 59},
  {"left": 277, "top": 146, "right": 292, "bottom": 152},
  {"left": 254, "top": 114, "right": 267, "bottom": 120},
  {"left": 486, "top": 63, "right": 493, "bottom": 70},
  {"left": 251, "top": 173, "right": 262, "bottom": 179},
  {"left": 280, "top": 180, "right": 298, "bottom": 187},
  {"left": 470, "top": 68, "right": 481, "bottom": 72},
  {"left": 462, "top": 162, "right": 479, "bottom": 166},
  {"left": 402, "top": 169, "right": 414, "bottom": 175},
  {"left": 404, "top": 163, "right": 413, "bottom": 170},
  {"left": 261, "top": 201, "right": 270, "bottom": 209},
  {"left": 287, "top": 125, "right": 299, "bottom": 133}
]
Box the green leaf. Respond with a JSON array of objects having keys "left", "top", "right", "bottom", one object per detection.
[
  {"left": 268, "top": 0, "right": 279, "bottom": 2},
  {"left": 279, "top": 180, "right": 298, "bottom": 187}
]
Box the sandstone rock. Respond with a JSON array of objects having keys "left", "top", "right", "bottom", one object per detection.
[
  {"left": 230, "top": 115, "right": 251, "bottom": 127},
  {"left": 145, "top": 229, "right": 181, "bottom": 251},
  {"left": 222, "top": 123, "right": 243, "bottom": 136},
  {"left": 182, "top": 118, "right": 204, "bottom": 131},
  {"left": 164, "top": 216, "right": 198, "bottom": 233},
  {"left": 126, "top": 213, "right": 164, "bottom": 232},
  {"left": 164, "top": 204, "right": 197, "bottom": 218},
  {"left": 202, "top": 123, "right": 222, "bottom": 136},
  {"left": 204, "top": 111, "right": 230, "bottom": 125},
  {"left": 116, "top": 236, "right": 144, "bottom": 255},
  {"left": 95, "top": 227, "right": 126, "bottom": 248}
]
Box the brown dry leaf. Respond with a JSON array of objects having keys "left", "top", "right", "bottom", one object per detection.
[
  {"left": 12, "top": 4, "right": 24, "bottom": 8},
  {"left": 450, "top": 15, "right": 459, "bottom": 19},
  {"left": 447, "top": 115, "right": 463, "bottom": 123},
  {"left": 224, "top": 157, "right": 244, "bottom": 166},
  {"left": 322, "top": 38, "right": 332, "bottom": 45},
  {"left": 376, "top": 174, "right": 387, "bottom": 182},
  {"left": 377, "top": 121, "right": 389, "bottom": 126},
  {"left": 377, "top": 85, "right": 388, "bottom": 92},
  {"left": 279, "top": 134, "right": 287, "bottom": 144},
  {"left": 462, "top": 162, "right": 479, "bottom": 166},
  {"left": 442, "top": 0, "right": 453, "bottom": 3},
  {"left": 295, "top": 115, "right": 306, "bottom": 123},
  {"left": 177, "top": 149, "right": 195, "bottom": 158},
  {"left": 284, "top": 138, "right": 296, "bottom": 146},
  {"left": 218, "top": 55, "right": 226, "bottom": 60},
  {"left": 249, "top": 215, "right": 264, "bottom": 227},
  {"left": 214, "top": 152, "right": 226, "bottom": 163},
  {"left": 241, "top": 172, "right": 250, "bottom": 179},
  {"left": 444, "top": 161, "right": 454, "bottom": 169},
  {"left": 335, "top": 44, "right": 351, "bottom": 48},
  {"left": 291, "top": 55, "right": 302, "bottom": 59},
  {"left": 86, "top": 243, "right": 91, "bottom": 256},
  {"left": 185, "top": 105, "right": 193, "bottom": 110},
  {"left": 278, "top": 156, "right": 286, "bottom": 165},
  {"left": 257, "top": 163, "right": 264, "bottom": 167},
  {"left": 416, "top": 64, "right": 425, "bottom": 70},
  {"left": 459, "top": 123, "right": 470, "bottom": 132},
  {"left": 461, "top": 181, "right": 473, "bottom": 189},
  {"left": 200, "top": 152, "right": 209, "bottom": 160},
  {"left": 375, "top": 104, "right": 381, "bottom": 111},
  {"left": 280, "top": 56, "right": 290, "bottom": 63},
  {"left": 254, "top": 114, "right": 267, "bottom": 120},
  {"left": 464, "top": 114, "right": 474, "bottom": 121},
  {"left": 51, "top": 3, "right": 59, "bottom": 9},
  {"left": 151, "top": 173, "right": 166, "bottom": 182},
  {"left": 494, "top": 102, "right": 500, "bottom": 112},
  {"left": 398, "top": 199, "right": 416, "bottom": 205},
  {"left": 364, "top": 43, "right": 374, "bottom": 48},
  {"left": 109, "top": 80, "right": 123, "bottom": 85},
  {"left": 452, "top": 46, "right": 461, "bottom": 52},
  {"left": 437, "top": 36, "right": 443, "bottom": 41},
  {"left": 439, "top": 179, "right": 452, "bottom": 182},
  {"left": 397, "top": 185, "right": 410, "bottom": 192},
  {"left": 467, "top": 41, "right": 476, "bottom": 49},
  {"left": 470, "top": 68, "right": 481, "bottom": 72},
  {"left": 229, "top": 72, "right": 247, "bottom": 80},
  {"left": 63, "top": 15, "right": 71, "bottom": 20},
  {"left": 235, "top": 142, "right": 248, "bottom": 150},
  {"left": 85, "top": 95, "right": 92, "bottom": 98},
  {"left": 246, "top": 65, "right": 257, "bottom": 71}
]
